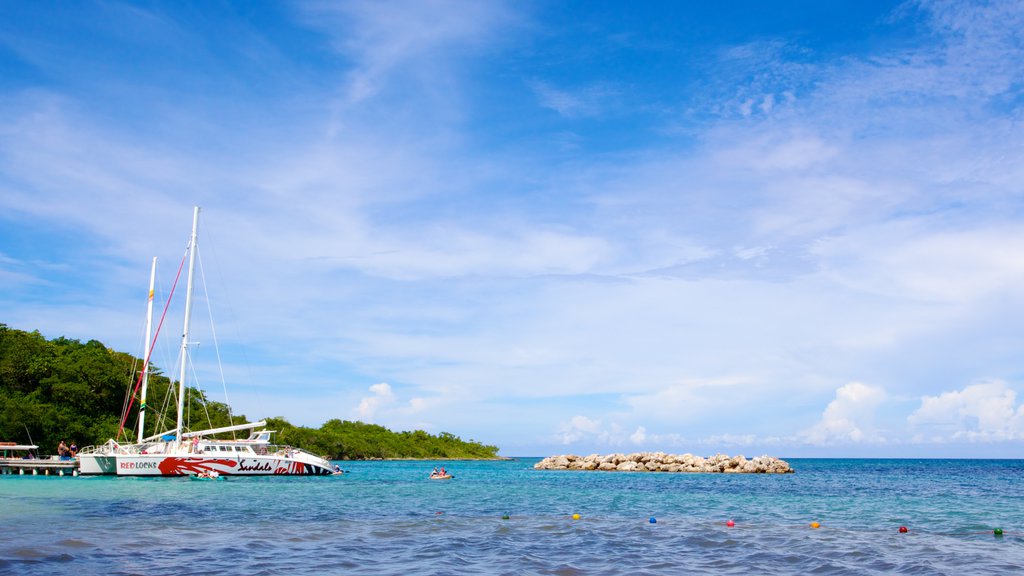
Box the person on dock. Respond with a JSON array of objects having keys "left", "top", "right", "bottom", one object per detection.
[
  {"left": 57, "top": 440, "right": 69, "bottom": 460},
  {"left": 69, "top": 442, "right": 78, "bottom": 457}
]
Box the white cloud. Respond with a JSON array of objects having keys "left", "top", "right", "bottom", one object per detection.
[
  {"left": 908, "top": 380, "right": 1024, "bottom": 442},
  {"left": 629, "top": 426, "right": 646, "bottom": 445},
  {"left": 354, "top": 382, "right": 395, "bottom": 422},
  {"left": 528, "top": 80, "right": 618, "bottom": 118},
  {"left": 557, "top": 415, "right": 602, "bottom": 445},
  {"left": 802, "top": 382, "right": 888, "bottom": 445},
  {"left": 553, "top": 415, "right": 643, "bottom": 448}
]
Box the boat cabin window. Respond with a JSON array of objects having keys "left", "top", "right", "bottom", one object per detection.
[{"left": 247, "top": 431, "right": 273, "bottom": 443}]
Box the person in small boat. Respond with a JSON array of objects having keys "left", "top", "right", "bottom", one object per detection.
[
  {"left": 333, "top": 465, "right": 343, "bottom": 474},
  {"left": 431, "top": 467, "right": 439, "bottom": 478}
]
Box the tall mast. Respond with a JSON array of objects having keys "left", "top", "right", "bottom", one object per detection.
[
  {"left": 175, "top": 206, "right": 201, "bottom": 443},
  {"left": 137, "top": 256, "right": 157, "bottom": 444}
]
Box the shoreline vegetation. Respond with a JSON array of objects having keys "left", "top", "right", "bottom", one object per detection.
[
  {"left": 0, "top": 324, "right": 500, "bottom": 460},
  {"left": 535, "top": 452, "right": 794, "bottom": 473}
]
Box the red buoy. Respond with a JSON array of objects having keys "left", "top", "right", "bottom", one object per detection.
[
  {"left": 726, "top": 520, "right": 735, "bottom": 527},
  {"left": 898, "top": 526, "right": 908, "bottom": 533}
]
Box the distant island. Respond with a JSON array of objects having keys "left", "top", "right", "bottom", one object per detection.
[{"left": 0, "top": 323, "right": 500, "bottom": 460}]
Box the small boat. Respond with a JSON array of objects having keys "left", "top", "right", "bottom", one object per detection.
[
  {"left": 191, "top": 470, "right": 221, "bottom": 480},
  {"left": 429, "top": 474, "right": 453, "bottom": 480}
]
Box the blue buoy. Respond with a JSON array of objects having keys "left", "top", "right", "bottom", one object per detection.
[{"left": 649, "top": 517, "right": 657, "bottom": 524}]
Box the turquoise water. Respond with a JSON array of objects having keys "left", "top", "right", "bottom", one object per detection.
[{"left": 1, "top": 458, "right": 1022, "bottom": 574}]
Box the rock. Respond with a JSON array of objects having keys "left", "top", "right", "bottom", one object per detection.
[{"left": 534, "top": 452, "right": 794, "bottom": 473}]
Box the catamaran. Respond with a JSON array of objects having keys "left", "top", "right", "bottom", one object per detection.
[{"left": 80, "top": 207, "right": 334, "bottom": 476}]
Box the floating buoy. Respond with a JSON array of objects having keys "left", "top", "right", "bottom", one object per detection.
[
  {"left": 810, "top": 521, "right": 820, "bottom": 529},
  {"left": 435, "top": 511, "right": 444, "bottom": 516},
  {"left": 572, "top": 513, "right": 580, "bottom": 520},
  {"left": 501, "top": 514, "right": 510, "bottom": 520},
  {"left": 726, "top": 520, "right": 735, "bottom": 528},
  {"left": 994, "top": 528, "right": 1004, "bottom": 537},
  {"left": 898, "top": 526, "right": 908, "bottom": 533},
  {"left": 649, "top": 517, "right": 656, "bottom": 524}
]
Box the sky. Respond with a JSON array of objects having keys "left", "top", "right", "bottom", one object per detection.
[{"left": 2, "top": 0, "right": 1024, "bottom": 457}]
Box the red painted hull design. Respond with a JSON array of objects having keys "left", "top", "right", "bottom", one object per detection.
[{"left": 116, "top": 455, "right": 332, "bottom": 476}]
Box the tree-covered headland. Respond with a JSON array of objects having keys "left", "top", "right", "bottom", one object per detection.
[{"left": 0, "top": 324, "right": 499, "bottom": 459}]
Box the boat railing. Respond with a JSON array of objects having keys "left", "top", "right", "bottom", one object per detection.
[
  {"left": 263, "top": 444, "right": 328, "bottom": 462},
  {"left": 78, "top": 442, "right": 144, "bottom": 456}
]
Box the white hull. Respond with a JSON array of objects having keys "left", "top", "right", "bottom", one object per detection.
[
  {"left": 116, "top": 453, "right": 332, "bottom": 476},
  {"left": 78, "top": 454, "right": 117, "bottom": 475}
]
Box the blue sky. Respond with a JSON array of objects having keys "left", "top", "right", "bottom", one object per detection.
[{"left": 3, "top": 0, "right": 1024, "bottom": 457}]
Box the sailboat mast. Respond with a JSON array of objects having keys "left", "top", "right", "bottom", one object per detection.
[
  {"left": 175, "top": 206, "right": 201, "bottom": 444},
  {"left": 137, "top": 256, "right": 157, "bottom": 444}
]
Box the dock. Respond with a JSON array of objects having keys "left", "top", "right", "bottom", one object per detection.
[
  {"left": 0, "top": 457, "right": 79, "bottom": 476},
  {"left": 0, "top": 443, "right": 79, "bottom": 477}
]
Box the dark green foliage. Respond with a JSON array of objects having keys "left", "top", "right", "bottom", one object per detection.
[
  {"left": 264, "top": 417, "right": 499, "bottom": 460},
  {"left": 0, "top": 324, "right": 500, "bottom": 459}
]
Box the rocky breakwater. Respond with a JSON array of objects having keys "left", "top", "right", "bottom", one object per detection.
[{"left": 534, "top": 452, "right": 794, "bottom": 474}]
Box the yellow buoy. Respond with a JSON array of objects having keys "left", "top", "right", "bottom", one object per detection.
[
  {"left": 572, "top": 513, "right": 581, "bottom": 520},
  {"left": 810, "top": 521, "right": 820, "bottom": 529}
]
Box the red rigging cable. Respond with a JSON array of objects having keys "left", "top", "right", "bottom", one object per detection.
[{"left": 117, "top": 247, "right": 189, "bottom": 438}]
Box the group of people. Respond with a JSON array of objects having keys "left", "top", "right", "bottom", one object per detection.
[
  {"left": 57, "top": 440, "right": 77, "bottom": 460},
  {"left": 429, "top": 466, "right": 450, "bottom": 479}
]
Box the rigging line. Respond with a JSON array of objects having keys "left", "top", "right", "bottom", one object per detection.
[
  {"left": 156, "top": 350, "right": 181, "bottom": 434},
  {"left": 199, "top": 218, "right": 263, "bottom": 433},
  {"left": 196, "top": 246, "right": 235, "bottom": 434},
  {"left": 117, "top": 246, "right": 189, "bottom": 438},
  {"left": 120, "top": 304, "right": 152, "bottom": 441},
  {"left": 184, "top": 348, "right": 213, "bottom": 433}
]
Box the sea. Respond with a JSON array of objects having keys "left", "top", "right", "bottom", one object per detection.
[{"left": 1, "top": 458, "right": 1022, "bottom": 575}]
